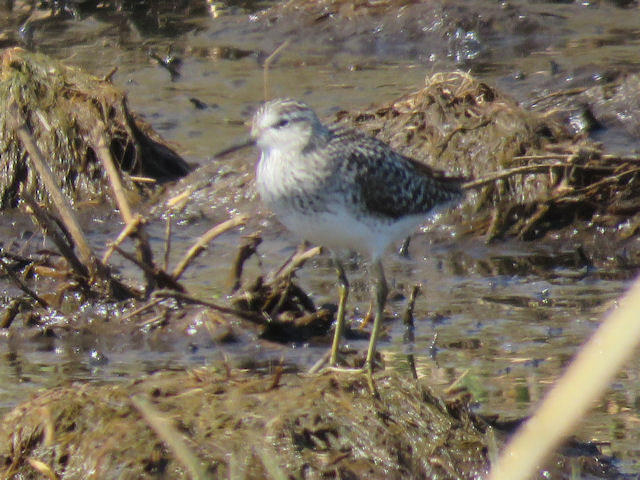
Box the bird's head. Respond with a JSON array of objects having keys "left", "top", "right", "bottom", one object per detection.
[{"left": 250, "top": 99, "right": 328, "bottom": 154}]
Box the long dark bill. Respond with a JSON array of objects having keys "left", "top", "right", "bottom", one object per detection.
[{"left": 210, "top": 138, "right": 255, "bottom": 161}]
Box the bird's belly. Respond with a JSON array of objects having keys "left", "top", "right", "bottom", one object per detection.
[{"left": 275, "top": 207, "right": 424, "bottom": 259}]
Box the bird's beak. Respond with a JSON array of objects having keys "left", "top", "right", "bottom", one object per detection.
[{"left": 210, "top": 138, "right": 256, "bottom": 160}]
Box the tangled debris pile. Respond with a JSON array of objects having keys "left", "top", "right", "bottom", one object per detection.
[
  {"left": 0, "top": 47, "right": 190, "bottom": 211},
  {"left": 338, "top": 72, "right": 640, "bottom": 241},
  {"left": 230, "top": 240, "right": 334, "bottom": 342}
]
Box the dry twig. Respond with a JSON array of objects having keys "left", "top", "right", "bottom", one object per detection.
[
  {"left": 10, "top": 101, "right": 98, "bottom": 276},
  {"left": 229, "top": 233, "right": 262, "bottom": 293},
  {"left": 101, "top": 215, "right": 143, "bottom": 264},
  {"left": 172, "top": 215, "right": 247, "bottom": 281},
  {"left": 0, "top": 257, "right": 49, "bottom": 309},
  {"left": 461, "top": 162, "right": 614, "bottom": 191},
  {"left": 110, "top": 245, "right": 184, "bottom": 292},
  {"left": 93, "top": 127, "right": 156, "bottom": 294},
  {"left": 269, "top": 245, "right": 322, "bottom": 283},
  {"left": 152, "top": 289, "right": 264, "bottom": 323}
]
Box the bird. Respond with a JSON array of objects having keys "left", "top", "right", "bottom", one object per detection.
[{"left": 248, "top": 98, "right": 464, "bottom": 392}]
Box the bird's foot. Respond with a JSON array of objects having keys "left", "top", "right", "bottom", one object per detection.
[
  {"left": 322, "top": 364, "right": 379, "bottom": 398},
  {"left": 309, "top": 350, "right": 382, "bottom": 397}
]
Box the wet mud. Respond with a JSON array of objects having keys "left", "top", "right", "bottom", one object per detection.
[{"left": 2, "top": 0, "right": 640, "bottom": 478}]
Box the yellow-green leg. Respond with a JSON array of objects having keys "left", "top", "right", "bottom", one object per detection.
[
  {"left": 365, "top": 259, "right": 388, "bottom": 396},
  {"left": 329, "top": 257, "right": 349, "bottom": 366}
]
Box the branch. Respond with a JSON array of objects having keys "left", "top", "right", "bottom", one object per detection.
[
  {"left": 0, "top": 256, "right": 49, "bottom": 309},
  {"left": 461, "top": 162, "right": 615, "bottom": 191},
  {"left": 10, "top": 101, "right": 98, "bottom": 276},
  {"left": 172, "top": 215, "right": 247, "bottom": 281},
  {"left": 93, "top": 127, "right": 156, "bottom": 294}
]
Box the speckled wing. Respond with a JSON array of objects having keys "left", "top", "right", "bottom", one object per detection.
[{"left": 330, "top": 130, "right": 463, "bottom": 220}]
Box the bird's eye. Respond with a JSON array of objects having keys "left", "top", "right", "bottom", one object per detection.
[{"left": 274, "top": 118, "right": 290, "bottom": 129}]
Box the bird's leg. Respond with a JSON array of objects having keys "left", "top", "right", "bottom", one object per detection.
[
  {"left": 365, "top": 259, "right": 388, "bottom": 396},
  {"left": 359, "top": 236, "right": 411, "bottom": 330},
  {"left": 361, "top": 236, "right": 409, "bottom": 329},
  {"left": 329, "top": 256, "right": 349, "bottom": 366}
]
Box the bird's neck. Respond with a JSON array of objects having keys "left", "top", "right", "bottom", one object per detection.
[{"left": 301, "top": 124, "right": 332, "bottom": 155}]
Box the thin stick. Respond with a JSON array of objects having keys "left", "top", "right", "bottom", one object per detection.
[
  {"left": 489, "top": 276, "right": 640, "bottom": 480},
  {"left": 229, "top": 233, "right": 262, "bottom": 294},
  {"left": 308, "top": 349, "right": 331, "bottom": 374},
  {"left": 93, "top": 127, "right": 156, "bottom": 294},
  {"left": 131, "top": 395, "right": 210, "bottom": 480},
  {"left": 21, "top": 192, "right": 88, "bottom": 278},
  {"left": 0, "top": 257, "right": 49, "bottom": 309},
  {"left": 270, "top": 245, "right": 322, "bottom": 283},
  {"left": 110, "top": 245, "right": 184, "bottom": 292},
  {"left": 92, "top": 128, "right": 134, "bottom": 223},
  {"left": 119, "top": 297, "right": 163, "bottom": 323},
  {"left": 511, "top": 154, "right": 571, "bottom": 162},
  {"left": 128, "top": 175, "right": 156, "bottom": 184},
  {"left": 10, "top": 101, "right": 97, "bottom": 275},
  {"left": 0, "top": 299, "right": 22, "bottom": 328},
  {"left": 152, "top": 290, "right": 265, "bottom": 324},
  {"left": 511, "top": 152, "right": 640, "bottom": 164},
  {"left": 172, "top": 215, "right": 247, "bottom": 281},
  {"left": 461, "top": 162, "right": 614, "bottom": 191},
  {"left": 263, "top": 38, "right": 291, "bottom": 101},
  {"left": 101, "top": 215, "right": 142, "bottom": 264}
]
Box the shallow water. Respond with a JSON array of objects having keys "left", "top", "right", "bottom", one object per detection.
[{"left": 2, "top": 0, "right": 640, "bottom": 474}]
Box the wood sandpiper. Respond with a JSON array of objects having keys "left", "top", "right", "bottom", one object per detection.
[{"left": 240, "top": 99, "right": 463, "bottom": 391}]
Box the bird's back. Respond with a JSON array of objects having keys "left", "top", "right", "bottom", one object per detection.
[{"left": 323, "top": 127, "right": 463, "bottom": 221}]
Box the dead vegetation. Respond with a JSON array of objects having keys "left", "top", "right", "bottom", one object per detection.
[
  {"left": 0, "top": 365, "right": 621, "bottom": 480},
  {"left": 0, "top": 47, "right": 243, "bottom": 317},
  {"left": 338, "top": 71, "right": 640, "bottom": 242},
  {"left": 2, "top": 363, "right": 627, "bottom": 480},
  {"left": 0, "top": 368, "right": 487, "bottom": 479},
  {"left": 0, "top": 47, "right": 190, "bottom": 211}
]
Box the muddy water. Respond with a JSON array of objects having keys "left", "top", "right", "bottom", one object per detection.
[{"left": 2, "top": 0, "right": 640, "bottom": 474}]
